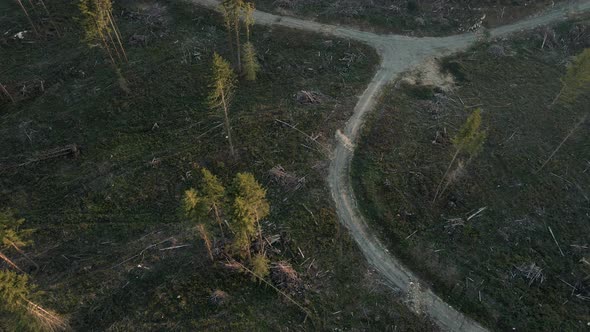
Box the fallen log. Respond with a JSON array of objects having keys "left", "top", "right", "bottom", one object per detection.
[{"left": 0, "top": 144, "right": 80, "bottom": 172}]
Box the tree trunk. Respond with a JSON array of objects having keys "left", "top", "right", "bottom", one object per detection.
[
  {"left": 257, "top": 222, "right": 264, "bottom": 254},
  {"left": 197, "top": 224, "right": 214, "bottom": 261},
  {"left": 22, "top": 297, "right": 68, "bottom": 331},
  {"left": 16, "top": 0, "right": 39, "bottom": 36},
  {"left": 0, "top": 83, "right": 15, "bottom": 103},
  {"left": 8, "top": 240, "right": 38, "bottom": 269},
  {"left": 433, "top": 149, "right": 461, "bottom": 203},
  {"left": 220, "top": 91, "right": 235, "bottom": 157},
  {"left": 106, "top": 28, "right": 123, "bottom": 62},
  {"left": 0, "top": 251, "right": 24, "bottom": 273},
  {"left": 235, "top": 22, "right": 242, "bottom": 71},
  {"left": 549, "top": 88, "right": 563, "bottom": 108},
  {"left": 213, "top": 203, "right": 225, "bottom": 239},
  {"left": 537, "top": 115, "right": 587, "bottom": 172},
  {"left": 108, "top": 12, "right": 128, "bottom": 62},
  {"left": 256, "top": 212, "right": 263, "bottom": 254},
  {"left": 97, "top": 27, "right": 117, "bottom": 66},
  {"left": 226, "top": 31, "right": 235, "bottom": 66}
]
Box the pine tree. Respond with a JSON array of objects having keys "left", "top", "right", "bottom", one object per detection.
[
  {"left": 433, "top": 109, "right": 486, "bottom": 202},
  {"left": 241, "top": 2, "right": 259, "bottom": 81},
  {"left": 220, "top": 1, "right": 236, "bottom": 66},
  {"left": 209, "top": 53, "right": 238, "bottom": 157},
  {"left": 0, "top": 270, "right": 68, "bottom": 331},
  {"left": 243, "top": 2, "right": 255, "bottom": 42},
  {"left": 231, "top": 173, "right": 270, "bottom": 257},
  {"left": 221, "top": 0, "right": 244, "bottom": 70},
  {"left": 250, "top": 252, "right": 270, "bottom": 282},
  {"left": 243, "top": 42, "right": 260, "bottom": 81},
  {"left": 183, "top": 168, "right": 227, "bottom": 237},
  {"left": 554, "top": 48, "right": 590, "bottom": 106},
  {"left": 0, "top": 210, "right": 34, "bottom": 272},
  {"left": 183, "top": 189, "right": 212, "bottom": 260},
  {"left": 200, "top": 168, "right": 227, "bottom": 238},
  {"left": 182, "top": 168, "right": 231, "bottom": 261},
  {"left": 79, "top": 0, "right": 127, "bottom": 65},
  {"left": 232, "top": 0, "right": 245, "bottom": 71}
]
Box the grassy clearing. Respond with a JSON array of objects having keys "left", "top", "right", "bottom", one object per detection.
[
  {"left": 353, "top": 18, "right": 590, "bottom": 330},
  {"left": 0, "top": 0, "right": 435, "bottom": 330},
  {"left": 254, "top": 0, "right": 559, "bottom": 36}
]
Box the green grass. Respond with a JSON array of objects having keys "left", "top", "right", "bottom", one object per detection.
[
  {"left": 0, "top": 0, "right": 434, "bottom": 330},
  {"left": 352, "top": 19, "right": 590, "bottom": 330}
]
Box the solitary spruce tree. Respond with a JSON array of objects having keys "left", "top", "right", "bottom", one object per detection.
[
  {"left": 242, "top": 2, "right": 260, "bottom": 81},
  {"left": 433, "top": 109, "right": 486, "bottom": 202},
  {"left": 243, "top": 2, "right": 255, "bottom": 42},
  {"left": 0, "top": 210, "right": 34, "bottom": 272},
  {"left": 554, "top": 48, "right": 590, "bottom": 106},
  {"left": 0, "top": 270, "right": 68, "bottom": 331},
  {"left": 221, "top": 0, "right": 244, "bottom": 70},
  {"left": 209, "top": 53, "right": 238, "bottom": 157},
  {"left": 243, "top": 42, "right": 260, "bottom": 81}
]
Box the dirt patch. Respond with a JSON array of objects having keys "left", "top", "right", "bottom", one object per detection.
[{"left": 401, "top": 58, "right": 455, "bottom": 92}]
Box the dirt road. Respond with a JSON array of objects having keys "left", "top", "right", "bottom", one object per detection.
[{"left": 191, "top": 0, "right": 590, "bottom": 330}]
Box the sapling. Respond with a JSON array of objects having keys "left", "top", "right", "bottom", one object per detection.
[
  {"left": 209, "top": 53, "right": 237, "bottom": 157},
  {"left": 0, "top": 210, "right": 35, "bottom": 272},
  {"left": 433, "top": 108, "right": 486, "bottom": 202},
  {"left": 0, "top": 270, "right": 68, "bottom": 331},
  {"left": 243, "top": 42, "right": 260, "bottom": 81},
  {"left": 242, "top": 2, "right": 260, "bottom": 80},
  {"left": 551, "top": 48, "right": 590, "bottom": 107}
]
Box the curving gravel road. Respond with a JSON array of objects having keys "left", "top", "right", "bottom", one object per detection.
[{"left": 191, "top": 1, "right": 590, "bottom": 330}]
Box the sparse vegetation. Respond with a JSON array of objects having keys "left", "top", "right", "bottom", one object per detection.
[
  {"left": 0, "top": 270, "right": 68, "bottom": 332},
  {"left": 1, "top": 0, "right": 434, "bottom": 329},
  {"left": 433, "top": 108, "right": 486, "bottom": 202},
  {"left": 243, "top": 41, "right": 260, "bottom": 81},
  {"left": 0, "top": 210, "right": 66, "bottom": 331},
  {"left": 0, "top": 210, "right": 33, "bottom": 273},
  {"left": 256, "top": 0, "right": 560, "bottom": 35},
  {"left": 5, "top": 0, "right": 583, "bottom": 329},
  {"left": 353, "top": 18, "right": 590, "bottom": 330},
  {"left": 554, "top": 48, "right": 590, "bottom": 106}
]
